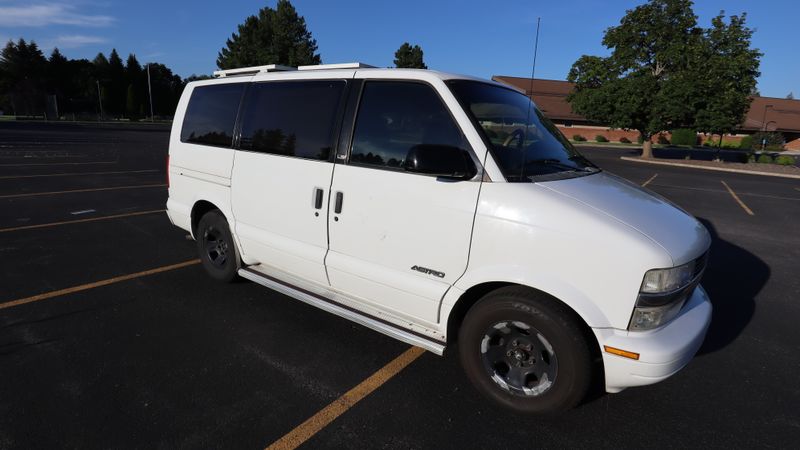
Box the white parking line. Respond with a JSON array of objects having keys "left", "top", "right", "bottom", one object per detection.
[
  {"left": 0, "top": 169, "right": 158, "bottom": 180},
  {"left": 0, "top": 161, "right": 116, "bottom": 167},
  {"left": 0, "top": 184, "right": 166, "bottom": 199}
]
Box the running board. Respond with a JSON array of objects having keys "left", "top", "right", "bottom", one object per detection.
[{"left": 238, "top": 268, "right": 446, "bottom": 355}]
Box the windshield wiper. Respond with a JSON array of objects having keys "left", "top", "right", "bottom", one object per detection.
[
  {"left": 568, "top": 154, "right": 599, "bottom": 169},
  {"left": 524, "top": 158, "right": 590, "bottom": 172}
]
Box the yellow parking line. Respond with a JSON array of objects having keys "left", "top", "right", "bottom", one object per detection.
[
  {"left": 265, "top": 346, "right": 426, "bottom": 450},
  {"left": 0, "top": 260, "right": 201, "bottom": 311},
  {"left": 0, "top": 169, "right": 158, "bottom": 180},
  {"left": 641, "top": 173, "right": 658, "bottom": 187},
  {"left": 0, "top": 184, "right": 166, "bottom": 199},
  {"left": 721, "top": 180, "right": 754, "bottom": 216},
  {"left": 0, "top": 209, "right": 165, "bottom": 233}
]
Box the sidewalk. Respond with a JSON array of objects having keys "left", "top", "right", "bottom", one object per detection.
[{"left": 620, "top": 156, "right": 800, "bottom": 179}]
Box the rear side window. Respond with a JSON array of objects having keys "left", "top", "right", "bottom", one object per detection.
[
  {"left": 180, "top": 83, "right": 245, "bottom": 148},
  {"left": 239, "top": 80, "right": 346, "bottom": 161},
  {"left": 350, "top": 81, "right": 466, "bottom": 169}
]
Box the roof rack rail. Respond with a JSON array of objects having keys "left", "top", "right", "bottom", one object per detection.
[
  {"left": 297, "top": 62, "right": 376, "bottom": 71},
  {"left": 212, "top": 64, "right": 296, "bottom": 78}
]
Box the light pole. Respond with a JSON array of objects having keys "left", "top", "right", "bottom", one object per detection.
[
  {"left": 96, "top": 80, "right": 104, "bottom": 120},
  {"left": 147, "top": 63, "right": 154, "bottom": 122},
  {"left": 760, "top": 104, "right": 773, "bottom": 151}
]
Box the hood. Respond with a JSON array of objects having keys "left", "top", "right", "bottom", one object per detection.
[{"left": 539, "top": 172, "right": 710, "bottom": 265}]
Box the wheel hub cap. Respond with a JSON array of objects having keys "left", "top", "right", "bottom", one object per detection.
[{"left": 480, "top": 321, "right": 558, "bottom": 397}]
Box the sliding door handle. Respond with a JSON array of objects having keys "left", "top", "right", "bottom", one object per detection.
[
  {"left": 334, "top": 192, "right": 344, "bottom": 214},
  {"left": 314, "top": 188, "right": 324, "bottom": 209}
]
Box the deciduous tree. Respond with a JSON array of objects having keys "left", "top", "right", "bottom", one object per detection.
[
  {"left": 567, "top": 0, "right": 760, "bottom": 158},
  {"left": 693, "top": 13, "right": 761, "bottom": 144},
  {"left": 568, "top": 0, "right": 702, "bottom": 157}
]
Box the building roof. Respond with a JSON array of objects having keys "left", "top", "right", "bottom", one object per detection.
[
  {"left": 492, "top": 75, "right": 800, "bottom": 133},
  {"left": 492, "top": 76, "right": 583, "bottom": 122},
  {"left": 742, "top": 96, "right": 800, "bottom": 132}
]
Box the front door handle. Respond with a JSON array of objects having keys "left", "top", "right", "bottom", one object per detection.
[
  {"left": 334, "top": 191, "right": 344, "bottom": 214},
  {"left": 314, "top": 188, "right": 324, "bottom": 209}
]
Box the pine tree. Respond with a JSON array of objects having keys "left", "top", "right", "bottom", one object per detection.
[
  {"left": 217, "top": 0, "right": 321, "bottom": 69},
  {"left": 394, "top": 42, "right": 427, "bottom": 69}
]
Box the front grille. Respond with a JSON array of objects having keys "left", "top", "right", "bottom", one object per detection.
[{"left": 692, "top": 251, "right": 709, "bottom": 281}]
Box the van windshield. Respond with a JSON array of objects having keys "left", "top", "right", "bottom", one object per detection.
[{"left": 447, "top": 80, "right": 599, "bottom": 182}]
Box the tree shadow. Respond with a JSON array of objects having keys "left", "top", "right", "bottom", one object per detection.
[{"left": 695, "top": 217, "right": 766, "bottom": 355}]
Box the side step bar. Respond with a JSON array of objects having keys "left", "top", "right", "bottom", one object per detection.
[{"left": 238, "top": 268, "right": 446, "bottom": 355}]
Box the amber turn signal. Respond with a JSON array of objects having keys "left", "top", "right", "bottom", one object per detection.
[{"left": 604, "top": 345, "right": 640, "bottom": 360}]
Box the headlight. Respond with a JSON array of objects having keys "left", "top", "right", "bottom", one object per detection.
[
  {"left": 629, "top": 255, "right": 707, "bottom": 331},
  {"left": 640, "top": 262, "right": 695, "bottom": 293}
]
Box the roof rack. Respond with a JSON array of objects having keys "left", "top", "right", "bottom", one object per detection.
[
  {"left": 297, "top": 62, "right": 376, "bottom": 71},
  {"left": 212, "top": 64, "right": 296, "bottom": 78}
]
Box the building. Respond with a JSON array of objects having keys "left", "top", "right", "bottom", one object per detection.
[{"left": 492, "top": 75, "right": 800, "bottom": 150}]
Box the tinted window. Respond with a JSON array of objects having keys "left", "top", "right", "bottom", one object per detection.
[
  {"left": 239, "top": 81, "right": 345, "bottom": 160},
  {"left": 180, "top": 83, "right": 244, "bottom": 147},
  {"left": 350, "top": 82, "right": 466, "bottom": 169}
]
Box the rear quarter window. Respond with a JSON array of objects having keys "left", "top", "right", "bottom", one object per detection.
[{"left": 180, "top": 83, "right": 245, "bottom": 148}]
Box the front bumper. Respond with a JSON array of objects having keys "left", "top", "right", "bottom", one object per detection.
[{"left": 594, "top": 284, "right": 712, "bottom": 393}]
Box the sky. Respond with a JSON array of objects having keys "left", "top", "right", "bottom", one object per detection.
[{"left": 0, "top": 0, "right": 797, "bottom": 98}]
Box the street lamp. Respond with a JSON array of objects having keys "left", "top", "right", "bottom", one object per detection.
[{"left": 761, "top": 104, "right": 773, "bottom": 151}]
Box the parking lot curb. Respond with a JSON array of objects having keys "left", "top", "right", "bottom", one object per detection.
[{"left": 620, "top": 156, "right": 800, "bottom": 179}]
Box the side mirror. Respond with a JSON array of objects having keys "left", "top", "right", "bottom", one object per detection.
[{"left": 403, "top": 145, "right": 477, "bottom": 180}]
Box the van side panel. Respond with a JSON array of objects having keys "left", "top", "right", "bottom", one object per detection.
[{"left": 167, "top": 78, "right": 251, "bottom": 242}]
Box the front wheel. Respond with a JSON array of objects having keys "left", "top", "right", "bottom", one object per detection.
[
  {"left": 196, "top": 210, "right": 241, "bottom": 283},
  {"left": 458, "top": 286, "right": 593, "bottom": 414}
]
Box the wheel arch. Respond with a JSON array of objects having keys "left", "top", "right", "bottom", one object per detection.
[
  {"left": 190, "top": 199, "right": 220, "bottom": 237},
  {"left": 442, "top": 280, "right": 604, "bottom": 373}
]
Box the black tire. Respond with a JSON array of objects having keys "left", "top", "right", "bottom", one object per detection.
[
  {"left": 458, "top": 286, "right": 592, "bottom": 414},
  {"left": 196, "top": 210, "right": 241, "bottom": 283}
]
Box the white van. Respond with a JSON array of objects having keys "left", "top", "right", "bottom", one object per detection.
[{"left": 166, "top": 63, "right": 712, "bottom": 413}]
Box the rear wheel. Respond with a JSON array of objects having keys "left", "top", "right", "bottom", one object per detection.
[
  {"left": 458, "top": 286, "right": 592, "bottom": 414},
  {"left": 196, "top": 210, "right": 240, "bottom": 282}
]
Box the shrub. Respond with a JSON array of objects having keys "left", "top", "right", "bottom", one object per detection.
[
  {"left": 671, "top": 129, "right": 697, "bottom": 146},
  {"left": 737, "top": 152, "right": 751, "bottom": 163},
  {"left": 657, "top": 134, "right": 670, "bottom": 144},
  {"left": 739, "top": 135, "right": 753, "bottom": 150},
  {"left": 751, "top": 131, "right": 784, "bottom": 150},
  {"left": 572, "top": 134, "right": 586, "bottom": 142},
  {"left": 595, "top": 135, "right": 608, "bottom": 143},
  {"left": 775, "top": 155, "right": 796, "bottom": 166},
  {"left": 757, "top": 154, "right": 773, "bottom": 164},
  {"left": 703, "top": 139, "right": 715, "bottom": 147},
  {"left": 637, "top": 134, "right": 644, "bottom": 144},
  {"left": 748, "top": 153, "right": 756, "bottom": 163},
  {"left": 721, "top": 142, "right": 739, "bottom": 149},
  {"left": 619, "top": 136, "right": 631, "bottom": 144}
]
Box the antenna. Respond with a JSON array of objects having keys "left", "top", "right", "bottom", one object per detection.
[
  {"left": 529, "top": 17, "right": 541, "bottom": 98},
  {"left": 520, "top": 17, "right": 541, "bottom": 181}
]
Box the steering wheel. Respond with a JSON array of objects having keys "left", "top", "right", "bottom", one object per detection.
[{"left": 502, "top": 128, "right": 526, "bottom": 149}]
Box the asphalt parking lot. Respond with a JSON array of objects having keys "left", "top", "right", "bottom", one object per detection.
[{"left": 1, "top": 122, "right": 799, "bottom": 449}]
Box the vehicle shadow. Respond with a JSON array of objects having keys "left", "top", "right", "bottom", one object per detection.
[{"left": 695, "top": 217, "right": 766, "bottom": 355}]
